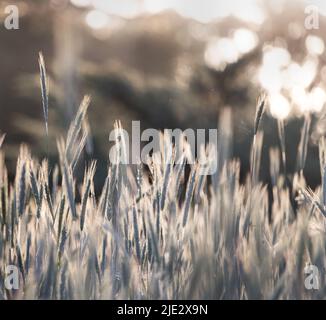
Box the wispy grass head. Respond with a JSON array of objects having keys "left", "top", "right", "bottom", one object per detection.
[
  {"left": 38, "top": 52, "right": 49, "bottom": 138},
  {"left": 0, "top": 133, "right": 5, "bottom": 148},
  {"left": 254, "top": 92, "right": 267, "bottom": 136}
]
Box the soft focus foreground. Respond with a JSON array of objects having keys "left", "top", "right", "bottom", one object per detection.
[{"left": 1, "top": 94, "right": 326, "bottom": 300}]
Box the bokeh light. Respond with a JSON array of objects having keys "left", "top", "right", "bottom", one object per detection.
[
  {"left": 305, "top": 35, "right": 325, "bottom": 56},
  {"left": 85, "top": 9, "right": 109, "bottom": 29},
  {"left": 257, "top": 43, "right": 323, "bottom": 118},
  {"left": 205, "top": 38, "right": 239, "bottom": 71},
  {"left": 269, "top": 93, "right": 291, "bottom": 120},
  {"left": 233, "top": 28, "right": 258, "bottom": 54},
  {"left": 310, "top": 86, "right": 326, "bottom": 112}
]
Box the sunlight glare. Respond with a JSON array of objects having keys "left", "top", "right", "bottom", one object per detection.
[
  {"left": 86, "top": 10, "right": 109, "bottom": 29},
  {"left": 305, "top": 35, "right": 325, "bottom": 56},
  {"left": 258, "top": 66, "right": 283, "bottom": 93},
  {"left": 301, "top": 58, "right": 318, "bottom": 88},
  {"left": 263, "top": 47, "right": 291, "bottom": 68},
  {"left": 290, "top": 86, "right": 309, "bottom": 113},
  {"left": 204, "top": 38, "right": 239, "bottom": 70},
  {"left": 269, "top": 93, "right": 291, "bottom": 120},
  {"left": 310, "top": 87, "right": 326, "bottom": 112},
  {"left": 233, "top": 29, "right": 258, "bottom": 54}
]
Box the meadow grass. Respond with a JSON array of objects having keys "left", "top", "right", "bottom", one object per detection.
[{"left": 0, "top": 57, "right": 326, "bottom": 300}]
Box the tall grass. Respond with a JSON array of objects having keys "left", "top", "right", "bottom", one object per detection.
[
  {"left": 38, "top": 52, "right": 49, "bottom": 139},
  {"left": 0, "top": 134, "right": 5, "bottom": 149},
  {"left": 0, "top": 58, "right": 326, "bottom": 300}
]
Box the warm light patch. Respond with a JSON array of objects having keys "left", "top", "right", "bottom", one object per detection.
[
  {"left": 263, "top": 47, "right": 291, "bottom": 68},
  {"left": 258, "top": 47, "right": 291, "bottom": 94},
  {"left": 310, "top": 87, "right": 326, "bottom": 112},
  {"left": 301, "top": 58, "right": 318, "bottom": 88},
  {"left": 258, "top": 65, "right": 283, "bottom": 93},
  {"left": 284, "top": 63, "right": 304, "bottom": 88},
  {"left": 290, "top": 86, "right": 309, "bottom": 113},
  {"left": 269, "top": 93, "right": 291, "bottom": 120},
  {"left": 233, "top": 28, "right": 258, "bottom": 54},
  {"left": 204, "top": 38, "right": 239, "bottom": 70},
  {"left": 71, "top": 0, "right": 91, "bottom": 7},
  {"left": 86, "top": 10, "right": 109, "bottom": 29},
  {"left": 305, "top": 35, "right": 325, "bottom": 56}
]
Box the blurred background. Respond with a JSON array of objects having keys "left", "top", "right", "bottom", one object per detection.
[{"left": 1, "top": 0, "right": 326, "bottom": 186}]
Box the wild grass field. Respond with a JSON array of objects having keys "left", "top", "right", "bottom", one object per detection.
[{"left": 0, "top": 54, "right": 326, "bottom": 300}]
